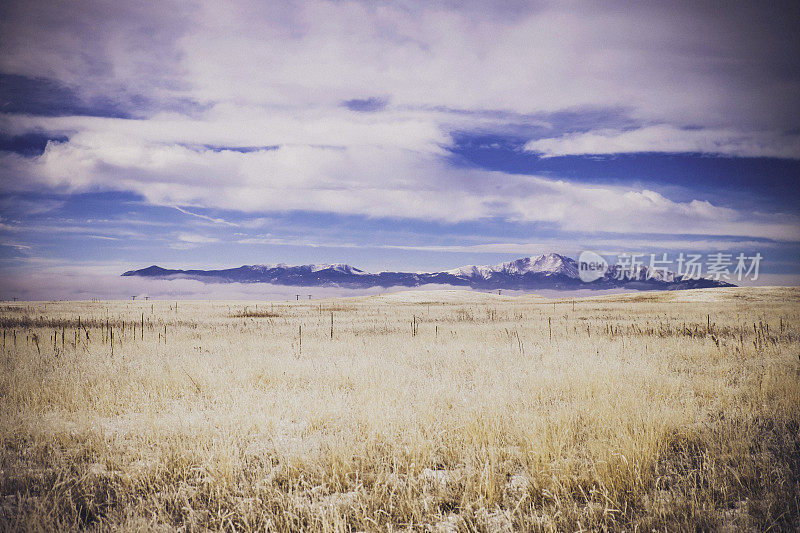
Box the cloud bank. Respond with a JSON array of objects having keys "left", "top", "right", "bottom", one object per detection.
[
  {"left": 1, "top": 0, "right": 798, "bottom": 288},
  {"left": 524, "top": 125, "right": 800, "bottom": 159}
]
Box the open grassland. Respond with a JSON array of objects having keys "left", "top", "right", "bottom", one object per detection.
[{"left": 1, "top": 287, "right": 799, "bottom": 531}]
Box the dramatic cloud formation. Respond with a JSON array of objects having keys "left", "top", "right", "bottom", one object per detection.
[
  {"left": 1, "top": 0, "right": 799, "bottom": 296},
  {"left": 525, "top": 126, "right": 800, "bottom": 159},
  {"left": 4, "top": 129, "right": 797, "bottom": 239}
]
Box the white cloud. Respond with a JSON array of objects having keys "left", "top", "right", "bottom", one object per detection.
[
  {"left": 172, "top": 206, "right": 239, "bottom": 226},
  {"left": 177, "top": 233, "right": 219, "bottom": 244},
  {"left": 167, "top": 1, "right": 798, "bottom": 130},
  {"left": 0, "top": 0, "right": 798, "bottom": 254},
  {"left": 524, "top": 125, "right": 800, "bottom": 159},
  {"left": 0, "top": 241, "right": 32, "bottom": 251},
  {"left": 3, "top": 132, "right": 798, "bottom": 241},
  {"left": 0, "top": 220, "right": 148, "bottom": 241},
  {"left": 2, "top": 1, "right": 798, "bottom": 131}
]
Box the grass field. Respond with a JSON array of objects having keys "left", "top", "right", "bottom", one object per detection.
[{"left": 1, "top": 287, "right": 799, "bottom": 531}]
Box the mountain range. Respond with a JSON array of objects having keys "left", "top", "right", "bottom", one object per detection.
[{"left": 122, "top": 253, "right": 734, "bottom": 291}]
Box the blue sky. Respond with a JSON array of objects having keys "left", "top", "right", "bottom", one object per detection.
[{"left": 1, "top": 0, "right": 799, "bottom": 299}]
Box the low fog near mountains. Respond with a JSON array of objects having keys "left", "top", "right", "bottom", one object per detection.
[
  {"left": 122, "top": 253, "right": 732, "bottom": 291},
  {"left": 7, "top": 253, "right": 796, "bottom": 302}
]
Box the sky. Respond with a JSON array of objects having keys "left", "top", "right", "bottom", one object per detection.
[{"left": 1, "top": 0, "right": 799, "bottom": 299}]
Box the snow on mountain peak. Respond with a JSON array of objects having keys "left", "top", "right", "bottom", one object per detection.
[
  {"left": 496, "top": 253, "right": 579, "bottom": 277},
  {"left": 309, "top": 263, "right": 365, "bottom": 274},
  {"left": 445, "top": 264, "right": 496, "bottom": 278},
  {"left": 447, "top": 253, "right": 579, "bottom": 279},
  {"left": 249, "top": 263, "right": 287, "bottom": 271},
  {"left": 244, "top": 255, "right": 684, "bottom": 283},
  {"left": 248, "top": 263, "right": 364, "bottom": 274}
]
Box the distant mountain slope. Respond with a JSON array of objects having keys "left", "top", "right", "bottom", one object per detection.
[{"left": 122, "top": 253, "right": 734, "bottom": 290}]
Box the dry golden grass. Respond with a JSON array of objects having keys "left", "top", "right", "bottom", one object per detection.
[{"left": 1, "top": 287, "right": 798, "bottom": 531}]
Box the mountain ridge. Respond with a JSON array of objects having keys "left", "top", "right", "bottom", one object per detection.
[{"left": 122, "top": 253, "right": 734, "bottom": 291}]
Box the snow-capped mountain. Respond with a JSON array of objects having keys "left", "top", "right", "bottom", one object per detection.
[
  {"left": 247, "top": 263, "right": 364, "bottom": 274},
  {"left": 449, "top": 253, "right": 579, "bottom": 278},
  {"left": 445, "top": 264, "right": 497, "bottom": 278},
  {"left": 308, "top": 263, "right": 365, "bottom": 275},
  {"left": 123, "top": 253, "right": 732, "bottom": 291}
]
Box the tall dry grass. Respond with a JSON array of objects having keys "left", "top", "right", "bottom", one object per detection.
[{"left": 0, "top": 287, "right": 798, "bottom": 531}]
